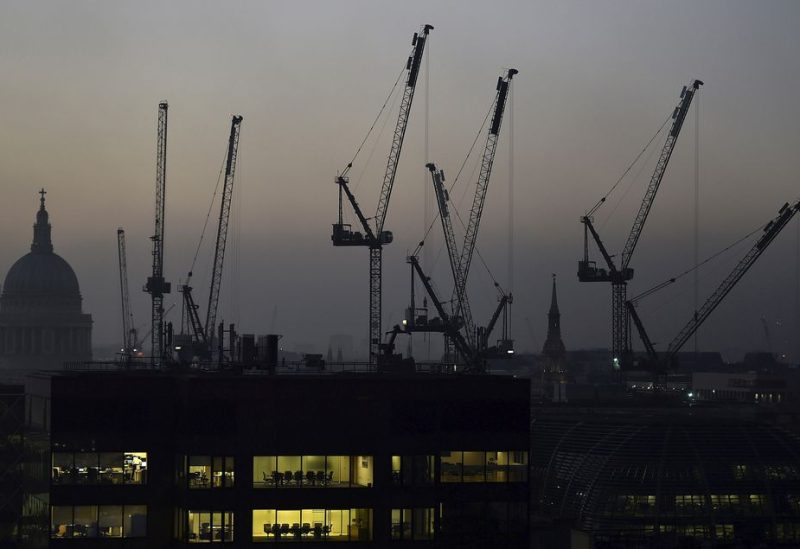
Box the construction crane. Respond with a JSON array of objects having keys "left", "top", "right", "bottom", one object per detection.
[
  {"left": 117, "top": 228, "right": 136, "bottom": 357},
  {"left": 579, "top": 80, "right": 702, "bottom": 370},
  {"left": 628, "top": 200, "right": 800, "bottom": 370},
  {"left": 454, "top": 68, "right": 517, "bottom": 317},
  {"left": 332, "top": 24, "right": 432, "bottom": 363},
  {"left": 417, "top": 69, "right": 515, "bottom": 361},
  {"left": 144, "top": 101, "right": 171, "bottom": 366},
  {"left": 428, "top": 163, "right": 473, "bottom": 347},
  {"left": 181, "top": 114, "right": 243, "bottom": 359}
]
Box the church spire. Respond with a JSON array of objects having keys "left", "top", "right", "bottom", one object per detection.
[
  {"left": 31, "top": 188, "right": 53, "bottom": 254},
  {"left": 548, "top": 273, "right": 559, "bottom": 315},
  {"left": 542, "top": 274, "right": 566, "bottom": 360}
]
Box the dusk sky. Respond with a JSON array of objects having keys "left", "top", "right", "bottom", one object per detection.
[{"left": 1, "top": 1, "right": 798, "bottom": 360}]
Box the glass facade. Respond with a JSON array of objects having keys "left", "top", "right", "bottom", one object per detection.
[
  {"left": 50, "top": 505, "right": 146, "bottom": 538},
  {"left": 391, "top": 455, "right": 434, "bottom": 486},
  {"left": 252, "top": 509, "right": 372, "bottom": 542},
  {"left": 390, "top": 508, "right": 435, "bottom": 540},
  {"left": 186, "top": 510, "right": 234, "bottom": 543},
  {"left": 253, "top": 455, "right": 372, "bottom": 488},
  {"left": 52, "top": 451, "right": 147, "bottom": 485},
  {"left": 188, "top": 455, "right": 235, "bottom": 489},
  {"left": 440, "top": 451, "right": 528, "bottom": 483}
]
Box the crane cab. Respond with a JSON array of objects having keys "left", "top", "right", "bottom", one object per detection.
[
  {"left": 578, "top": 260, "right": 610, "bottom": 282},
  {"left": 331, "top": 223, "right": 365, "bottom": 246}
]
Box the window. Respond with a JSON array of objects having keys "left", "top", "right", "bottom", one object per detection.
[
  {"left": 187, "top": 510, "right": 234, "bottom": 543},
  {"left": 252, "top": 509, "right": 372, "bottom": 542},
  {"left": 391, "top": 508, "right": 435, "bottom": 540},
  {"left": 98, "top": 505, "right": 122, "bottom": 537},
  {"left": 188, "top": 456, "right": 234, "bottom": 489},
  {"left": 51, "top": 451, "right": 147, "bottom": 485},
  {"left": 50, "top": 505, "right": 146, "bottom": 538},
  {"left": 440, "top": 452, "right": 462, "bottom": 483},
  {"left": 441, "top": 451, "right": 527, "bottom": 483},
  {"left": 253, "top": 455, "right": 368, "bottom": 488},
  {"left": 392, "top": 455, "right": 434, "bottom": 486}
]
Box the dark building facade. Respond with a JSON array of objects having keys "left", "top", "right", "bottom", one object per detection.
[
  {"left": 48, "top": 371, "right": 530, "bottom": 547},
  {"left": 0, "top": 191, "right": 92, "bottom": 371},
  {"left": 531, "top": 403, "right": 800, "bottom": 548}
]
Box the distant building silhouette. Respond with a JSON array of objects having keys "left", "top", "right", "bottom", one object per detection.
[
  {"left": 542, "top": 274, "right": 566, "bottom": 365},
  {"left": 540, "top": 275, "right": 566, "bottom": 399},
  {"left": 0, "top": 190, "right": 92, "bottom": 370}
]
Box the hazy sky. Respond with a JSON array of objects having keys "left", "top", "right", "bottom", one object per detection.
[{"left": 1, "top": 1, "right": 798, "bottom": 361}]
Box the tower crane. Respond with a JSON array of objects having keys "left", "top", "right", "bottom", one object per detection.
[
  {"left": 454, "top": 68, "right": 517, "bottom": 320},
  {"left": 579, "top": 80, "right": 702, "bottom": 370},
  {"left": 627, "top": 200, "right": 800, "bottom": 370},
  {"left": 332, "top": 24, "right": 432, "bottom": 363},
  {"left": 181, "top": 114, "right": 243, "bottom": 359},
  {"left": 117, "top": 228, "right": 136, "bottom": 357},
  {"left": 415, "top": 69, "right": 515, "bottom": 364},
  {"left": 144, "top": 101, "right": 171, "bottom": 366}
]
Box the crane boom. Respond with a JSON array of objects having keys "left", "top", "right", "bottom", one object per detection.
[
  {"left": 205, "top": 115, "right": 243, "bottom": 344},
  {"left": 621, "top": 79, "right": 702, "bottom": 269},
  {"left": 117, "top": 228, "right": 134, "bottom": 354},
  {"left": 666, "top": 200, "right": 800, "bottom": 358},
  {"left": 374, "top": 24, "right": 433, "bottom": 235},
  {"left": 144, "top": 101, "right": 171, "bottom": 365},
  {"left": 456, "top": 69, "right": 517, "bottom": 294},
  {"left": 332, "top": 24, "right": 432, "bottom": 362},
  {"left": 181, "top": 284, "right": 207, "bottom": 349},
  {"left": 428, "top": 163, "right": 475, "bottom": 348}
]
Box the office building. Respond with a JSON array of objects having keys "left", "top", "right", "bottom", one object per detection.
[{"left": 48, "top": 369, "right": 530, "bottom": 547}]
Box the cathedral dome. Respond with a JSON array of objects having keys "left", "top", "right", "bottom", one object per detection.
[
  {"left": 3, "top": 251, "right": 80, "bottom": 296},
  {"left": 0, "top": 190, "right": 83, "bottom": 313}
]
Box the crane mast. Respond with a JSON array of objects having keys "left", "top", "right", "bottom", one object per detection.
[
  {"left": 579, "top": 80, "right": 701, "bottom": 370},
  {"left": 205, "top": 115, "right": 243, "bottom": 347},
  {"left": 455, "top": 69, "right": 517, "bottom": 305},
  {"left": 144, "top": 101, "right": 171, "bottom": 366},
  {"left": 428, "top": 163, "right": 474, "bottom": 349},
  {"left": 332, "top": 24, "right": 432, "bottom": 362},
  {"left": 117, "top": 228, "right": 134, "bottom": 355}
]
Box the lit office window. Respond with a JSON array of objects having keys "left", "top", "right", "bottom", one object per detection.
[
  {"left": 252, "top": 455, "right": 364, "bottom": 488},
  {"left": 484, "top": 452, "right": 503, "bottom": 482},
  {"left": 251, "top": 509, "right": 372, "bottom": 542},
  {"left": 188, "top": 456, "right": 234, "bottom": 489},
  {"left": 462, "top": 452, "right": 486, "bottom": 482},
  {"left": 440, "top": 452, "right": 463, "bottom": 483},
  {"left": 187, "top": 510, "right": 234, "bottom": 543},
  {"left": 391, "top": 509, "right": 410, "bottom": 540},
  {"left": 123, "top": 452, "right": 148, "bottom": 484},
  {"left": 440, "top": 451, "right": 527, "bottom": 483},
  {"left": 51, "top": 506, "right": 74, "bottom": 538}
]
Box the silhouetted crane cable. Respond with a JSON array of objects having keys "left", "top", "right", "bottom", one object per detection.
[
  {"left": 630, "top": 223, "right": 765, "bottom": 305},
  {"left": 340, "top": 63, "right": 407, "bottom": 178},
  {"left": 586, "top": 113, "right": 672, "bottom": 218},
  {"left": 413, "top": 98, "right": 493, "bottom": 256},
  {"left": 600, "top": 132, "right": 663, "bottom": 231},
  {"left": 350, "top": 75, "right": 403, "bottom": 196},
  {"left": 188, "top": 151, "right": 228, "bottom": 280}
]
